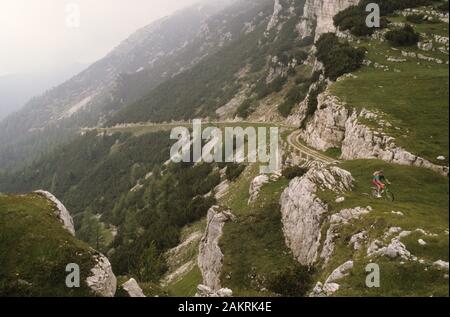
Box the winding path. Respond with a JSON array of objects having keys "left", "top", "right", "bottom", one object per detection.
[{"left": 287, "top": 130, "right": 339, "bottom": 165}]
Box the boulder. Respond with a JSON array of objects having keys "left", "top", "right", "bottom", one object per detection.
[{"left": 122, "top": 278, "right": 145, "bottom": 297}]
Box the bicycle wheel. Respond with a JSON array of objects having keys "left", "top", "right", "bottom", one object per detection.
[
  {"left": 370, "top": 188, "right": 379, "bottom": 199},
  {"left": 385, "top": 191, "right": 395, "bottom": 202}
]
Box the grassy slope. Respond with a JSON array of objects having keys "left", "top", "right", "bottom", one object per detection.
[
  {"left": 218, "top": 164, "right": 299, "bottom": 296},
  {"left": 317, "top": 160, "right": 449, "bottom": 296},
  {"left": 0, "top": 193, "right": 95, "bottom": 296},
  {"left": 331, "top": 16, "right": 449, "bottom": 165}
]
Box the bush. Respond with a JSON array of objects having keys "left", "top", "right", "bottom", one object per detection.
[
  {"left": 278, "top": 86, "right": 307, "bottom": 117},
  {"left": 438, "top": 1, "right": 449, "bottom": 12},
  {"left": 406, "top": 14, "right": 426, "bottom": 24},
  {"left": 385, "top": 25, "right": 420, "bottom": 46},
  {"left": 282, "top": 166, "right": 308, "bottom": 180},
  {"left": 236, "top": 99, "right": 254, "bottom": 119},
  {"left": 334, "top": 0, "right": 433, "bottom": 36},
  {"left": 225, "top": 164, "right": 246, "bottom": 181},
  {"left": 267, "top": 265, "right": 315, "bottom": 297},
  {"left": 316, "top": 33, "right": 365, "bottom": 81}
]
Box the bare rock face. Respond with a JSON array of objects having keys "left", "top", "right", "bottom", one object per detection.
[
  {"left": 301, "top": 90, "right": 449, "bottom": 176},
  {"left": 298, "top": 0, "right": 360, "bottom": 41},
  {"left": 301, "top": 93, "right": 350, "bottom": 151},
  {"left": 35, "top": 190, "right": 75, "bottom": 236},
  {"left": 279, "top": 164, "right": 354, "bottom": 265},
  {"left": 197, "top": 206, "right": 235, "bottom": 292},
  {"left": 86, "top": 254, "right": 117, "bottom": 297},
  {"left": 122, "top": 278, "right": 145, "bottom": 297},
  {"left": 266, "top": 0, "right": 283, "bottom": 31}
]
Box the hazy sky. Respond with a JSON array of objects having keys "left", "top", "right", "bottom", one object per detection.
[{"left": 0, "top": 0, "right": 202, "bottom": 76}]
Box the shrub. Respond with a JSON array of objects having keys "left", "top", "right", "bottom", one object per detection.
[
  {"left": 385, "top": 25, "right": 420, "bottom": 46},
  {"left": 225, "top": 164, "right": 246, "bottom": 181},
  {"left": 438, "top": 1, "right": 449, "bottom": 12},
  {"left": 282, "top": 166, "right": 308, "bottom": 180},
  {"left": 278, "top": 86, "right": 307, "bottom": 117},
  {"left": 334, "top": 0, "right": 432, "bottom": 36},
  {"left": 406, "top": 14, "right": 426, "bottom": 24},
  {"left": 266, "top": 265, "right": 315, "bottom": 297},
  {"left": 316, "top": 33, "right": 365, "bottom": 81},
  {"left": 236, "top": 99, "right": 254, "bottom": 119}
]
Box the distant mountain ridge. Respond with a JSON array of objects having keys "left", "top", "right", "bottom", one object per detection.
[{"left": 0, "top": 0, "right": 253, "bottom": 170}]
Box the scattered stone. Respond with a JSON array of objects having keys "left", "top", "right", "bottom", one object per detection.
[
  {"left": 122, "top": 278, "right": 145, "bottom": 297},
  {"left": 335, "top": 197, "right": 345, "bottom": 203},
  {"left": 391, "top": 210, "right": 404, "bottom": 216},
  {"left": 418, "top": 239, "right": 427, "bottom": 246},
  {"left": 248, "top": 175, "right": 270, "bottom": 204},
  {"left": 433, "top": 260, "right": 449, "bottom": 271}
]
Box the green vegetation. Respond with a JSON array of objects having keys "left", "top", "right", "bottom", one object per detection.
[
  {"left": 281, "top": 165, "right": 308, "bottom": 180},
  {"left": 0, "top": 193, "right": 95, "bottom": 296},
  {"left": 385, "top": 25, "right": 420, "bottom": 46},
  {"left": 219, "top": 165, "right": 301, "bottom": 296},
  {"left": 316, "top": 33, "right": 366, "bottom": 81},
  {"left": 236, "top": 99, "right": 255, "bottom": 119},
  {"left": 316, "top": 160, "right": 448, "bottom": 296},
  {"left": 267, "top": 265, "right": 315, "bottom": 297},
  {"left": 331, "top": 19, "right": 449, "bottom": 163},
  {"left": 278, "top": 85, "right": 308, "bottom": 117},
  {"left": 166, "top": 266, "right": 202, "bottom": 297},
  {"left": 334, "top": 0, "right": 436, "bottom": 36}
]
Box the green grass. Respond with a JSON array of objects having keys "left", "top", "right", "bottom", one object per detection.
[
  {"left": 0, "top": 193, "right": 96, "bottom": 296},
  {"left": 316, "top": 160, "right": 449, "bottom": 296},
  {"left": 166, "top": 266, "right": 202, "bottom": 297},
  {"left": 219, "top": 165, "right": 302, "bottom": 296},
  {"left": 331, "top": 20, "right": 449, "bottom": 164}
]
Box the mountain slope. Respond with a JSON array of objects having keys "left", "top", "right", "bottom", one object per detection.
[
  {"left": 0, "top": 192, "right": 116, "bottom": 296},
  {"left": 0, "top": 0, "right": 242, "bottom": 171}
]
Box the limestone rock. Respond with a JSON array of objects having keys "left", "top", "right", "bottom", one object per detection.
[
  {"left": 198, "top": 206, "right": 235, "bottom": 292},
  {"left": 86, "top": 254, "right": 117, "bottom": 297},
  {"left": 248, "top": 175, "right": 270, "bottom": 204},
  {"left": 433, "top": 260, "right": 449, "bottom": 271},
  {"left": 196, "top": 284, "right": 233, "bottom": 297},
  {"left": 300, "top": 89, "right": 449, "bottom": 176},
  {"left": 35, "top": 190, "right": 75, "bottom": 236},
  {"left": 279, "top": 164, "right": 354, "bottom": 265},
  {"left": 122, "top": 278, "right": 145, "bottom": 297},
  {"left": 299, "top": 0, "right": 360, "bottom": 41},
  {"left": 311, "top": 260, "right": 353, "bottom": 297}
]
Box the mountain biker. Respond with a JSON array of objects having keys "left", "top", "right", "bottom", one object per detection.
[{"left": 372, "top": 170, "right": 391, "bottom": 198}]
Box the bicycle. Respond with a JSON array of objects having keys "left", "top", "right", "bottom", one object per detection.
[{"left": 370, "top": 184, "right": 395, "bottom": 202}]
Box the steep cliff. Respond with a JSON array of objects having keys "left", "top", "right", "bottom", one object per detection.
[
  {"left": 300, "top": 89, "right": 449, "bottom": 176},
  {"left": 298, "top": 0, "right": 360, "bottom": 40},
  {"left": 197, "top": 206, "right": 235, "bottom": 296},
  {"left": 279, "top": 163, "right": 354, "bottom": 265}
]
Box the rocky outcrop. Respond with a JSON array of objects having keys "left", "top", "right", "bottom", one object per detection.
[
  {"left": 86, "top": 254, "right": 117, "bottom": 297},
  {"left": 122, "top": 278, "right": 145, "bottom": 297},
  {"left": 248, "top": 175, "right": 270, "bottom": 204},
  {"left": 279, "top": 163, "right": 354, "bottom": 265},
  {"left": 311, "top": 260, "right": 354, "bottom": 296},
  {"left": 300, "top": 93, "right": 350, "bottom": 151},
  {"left": 35, "top": 190, "right": 75, "bottom": 236},
  {"left": 320, "top": 207, "right": 372, "bottom": 264},
  {"left": 196, "top": 284, "right": 233, "bottom": 297},
  {"left": 267, "top": 0, "right": 283, "bottom": 31},
  {"left": 300, "top": 90, "right": 449, "bottom": 176},
  {"left": 197, "top": 206, "right": 235, "bottom": 292},
  {"left": 297, "top": 0, "right": 360, "bottom": 41}
]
